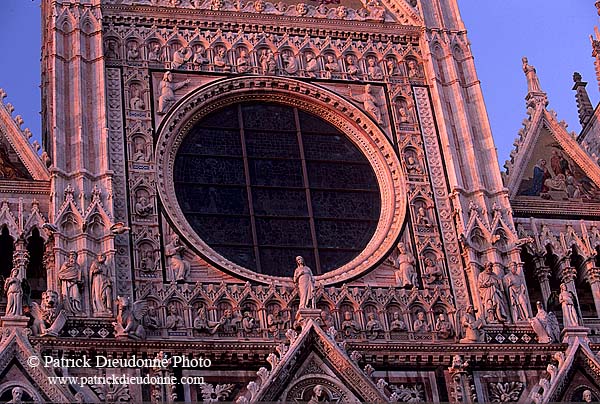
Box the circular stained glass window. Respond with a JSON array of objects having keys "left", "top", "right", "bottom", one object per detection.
[{"left": 173, "top": 102, "right": 381, "bottom": 277}]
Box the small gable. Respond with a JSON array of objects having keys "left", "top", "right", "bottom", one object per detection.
[
  {"left": 516, "top": 125, "right": 600, "bottom": 202},
  {"left": 0, "top": 131, "right": 33, "bottom": 180}
]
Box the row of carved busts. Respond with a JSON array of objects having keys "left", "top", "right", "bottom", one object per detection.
[
  {"left": 108, "top": 39, "right": 424, "bottom": 82},
  {"left": 137, "top": 300, "right": 457, "bottom": 341},
  {"left": 133, "top": 0, "right": 391, "bottom": 21}
]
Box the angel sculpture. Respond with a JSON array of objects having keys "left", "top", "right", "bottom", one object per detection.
[
  {"left": 30, "top": 290, "right": 67, "bottom": 337},
  {"left": 113, "top": 296, "right": 148, "bottom": 340},
  {"left": 529, "top": 301, "right": 560, "bottom": 343}
]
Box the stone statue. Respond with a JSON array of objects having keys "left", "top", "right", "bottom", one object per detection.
[
  {"left": 393, "top": 242, "right": 418, "bottom": 288},
  {"left": 6, "top": 387, "right": 23, "bottom": 404},
  {"left": 459, "top": 305, "right": 483, "bottom": 343},
  {"left": 317, "top": 309, "right": 334, "bottom": 329},
  {"left": 165, "top": 234, "right": 191, "bottom": 282},
  {"left": 157, "top": 71, "right": 190, "bottom": 115},
  {"left": 193, "top": 306, "right": 218, "bottom": 334},
  {"left": 365, "top": 312, "right": 383, "bottom": 339},
  {"left": 129, "top": 86, "right": 145, "bottom": 110},
  {"left": 143, "top": 304, "right": 161, "bottom": 330},
  {"left": 267, "top": 308, "right": 286, "bottom": 333},
  {"left": 407, "top": 59, "right": 421, "bottom": 78},
  {"left": 193, "top": 44, "right": 208, "bottom": 65},
  {"left": 283, "top": 52, "right": 299, "bottom": 75},
  {"left": 58, "top": 251, "right": 83, "bottom": 314},
  {"left": 259, "top": 49, "right": 276, "bottom": 74},
  {"left": 422, "top": 258, "right": 443, "bottom": 285},
  {"left": 477, "top": 263, "right": 508, "bottom": 323},
  {"left": 4, "top": 268, "right": 22, "bottom": 317},
  {"left": 405, "top": 155, "right": 422, "bottom": 174},
  {"left": 341, "top": 311, "right": 361, "bottom": 338},
  {"left": 559, "top": 283, "right": 581, "bottom": 327},
  {"left": 30, "top": 290, "right": 67, "bottom": 336},
  {"left": 172, "top": 45, "right": 193, "bottom": 69},
  {"left": 367, "top": 58, "right": 383, "bottom": 80},
  {"left": 305, "top": 53, "right": 319, "bottom": 77},
  {"left": 135, "top": 195, "right": 153, "bottom": 217},
  {"left": 242, "top": 311, "right": 257, "bottom": 333},
  {"left": 412, "top": 311, "right": 430, "bottom": 333},
  {"left": 503, "top": 264, "right": 530, "bottom": 321},
  {"left": 148, "top": 43, "right": 161, "bottom": 61},
  {"left": 386, "top": 58, "right": 397, "bottom": 76},
  {"left": 529, "top": 301, "right": 560, "bottom": 343},
  {"left": 583, "top": 390, "right": 593, "bottom": 403},
  {"left": 293, "top": 256, "right": 315, "bottom": 309},
  {"left": 127, "top": 42, "right": 139, "bottom": 60},
  {"left": 113, "top": 296, "right": 148, "bottom": 339},
  {"left": 165, "top": 303, "right": 185, "bottom": 330},
  {"left": 214, "top": 47, "right": 232, "bottom": 71},
  {"left": 236, "top": 49, "right": 250, "bottom": 73},
  {"left": 390, "top": 311, "right": 406, "bottom": 331},
  {"left": 349, "top": 84, "right": 383, "bottom": 124},
  {"left": 435, "top": 313, "right": 454, "bottom": 339},
  {"left": 522, "top": 57, "right": 542, "bottom": 93},
  {"left": 324, "top": 54, "right": 340, "bottom": 78},
  {"left": 90, "top": 253, "right": 113, "bottom": 315},
  {"left": 416, "top": 206, "right": 430, "bottom": 225},
  {"left": 345, "top": 55, "right": 360, "bottom": 79},
  {"left": 308, "top": 385, "right": 328, "bottom": 404}
]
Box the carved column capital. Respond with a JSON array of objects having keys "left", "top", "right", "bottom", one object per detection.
[
  {"left": 534, "top": 266, "right": 551, "bottom": 282},
  {"left": 560, "top": 266, "right": 577, "bottom": 284}
]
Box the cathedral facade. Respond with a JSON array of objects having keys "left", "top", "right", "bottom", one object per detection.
[{"left": 1, "top": 0, "right": 600, "bottom": 402}]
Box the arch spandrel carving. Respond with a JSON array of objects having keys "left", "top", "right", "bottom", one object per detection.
[{"left": 155, "top": 76, "right": 406, "bottom": 285}]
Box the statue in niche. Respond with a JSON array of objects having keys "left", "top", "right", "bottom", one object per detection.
[
  {"left": 236, "top": 49, "right": 251, "bottom": 73},
  {"left": 214, "top": 47, "right": 232, "bottom": 71},
  {"left": 259, "top": 49, "right": 277, "bottom": 74},
  {"left": 58, "top": 251, "right": 83, "bottom": 314},
  {"left": 365, "top": 312, "right": 383, "bottom": 339},
  {"left": 341, "top": 311, "right": 361, "bottom": 338},
  {"left": 293, "top": 256, "right": 315, "bottom": 309},
  {"left": 157, "top": 71, "right": 190, "bottom": 115},
  {"left": 394, "top": 242, "right": 418, "bottom": 288},
  {"left": 219, "top": 309, "right": 242, "bottom": 333},
  {"left": 242, "top": 310, "right": 258, "bottom": 333},
  {"left": 415, "top": 205, "right": 430, "bottom": 225},
  {"left": 389, "top": 311, "right": 406, "bottom": 331},
  {"left": 559, "top": 283, "right": 582, "bottom": 327},
  {"left": 143, "top": 304, "right": 161, "bottom": 330},
  {"left": 4, "top": 268, "right": 22, "bottom": 317},
  {"left": 405, "top": 155, "right": 422, "bottom": 174},
  {"left": 113, "top": 296, "right": 147, "bottom": 339},
  {"left": 135, "top": 195, "right": 153, "bottom": 217},
  {"left": 283, "top": 52, "right": 299, "bottom": 75},
  {"left": 458, "top": 305, "right": 483, "bottom": 343},
  {"left": 165, "top": 234, "right": 190, "bottom": 282},
  {"left": 522, "top": 56, "right": 542, "bottom": 93},
  {"left": 105, "top": 41, "right": 119, "bottom": 59},
  {"left": 367, "top": 58, "right": 383, "bottom": 80},
  {"left": 407, "top": 59, "right": 421, "bottom": 78},
  {"left": 193, "top": 44, "right": 208, "bottom": 65},
  {"left": 129, "top": 86, "right": 145, "bottom": 111},
  {"left": 503, "top": 263, "right": 530, "bottom": 321},
  {"left": 412, "top": 311, "right": 430, "bottom": 333},
  {"left": 422, "top": 257, "right": 443, "bottom": 286},
  {"left": 305, "top": 52, "right": 319, "bottom": 77},
  {"left": 267, "top": 307, "right": 287, "bottom": 333},
  {"left": 317, "top": 309, "right": 334, "bottom": 329},
  {"left": 348, "top": 84, "right": 383, "bottom": 124},
  {"left": 127, "top": 42, "right": 139, "bottom": 60},
  {"left": 148, "top": 43, "right": 162, "bottom": 62},
  {"left": 30, "top": 290, "right": 67, "bottom": 336},
  {"left": 132, "top": 138, "right": 148, "bottom": 161},
  {"left": 386, "top": 59, "right": 397, "bottom": 76},
  {"left": 477, "top": 263, "right": 508, "bottom": 323},
  {"left": 140, "top": 249, "right": 157, "bottom": 273},
  {"left": 90, "top": 253, "right": 113, "bottom": 315},
  {"left": 172, "top": 45, "right": 193, "bottom": 69},
  {"left": 435, "top": 313, "right": 453, "bottom": 339},
  {"left": 345, "top": 55, "right": 360, "bottom": 80},
  {"left": 165, "top": 303, "right": 185, "bottom": 330},
  {"left": 194, "top": 306, "right": 220, "bottom": 334},
  {"left": 324, "top": 54, "right": 340, "bottom": 78},
  {"left": 529, "top": 301, "right": 560, "bottom": 343}
]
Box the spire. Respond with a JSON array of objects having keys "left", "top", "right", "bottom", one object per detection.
[
  {"left": 522, "top": 56, "right": 548, "bottom": 108},
  {"left": 572, "top": 72, "right": 594, "bottom": 127}
]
